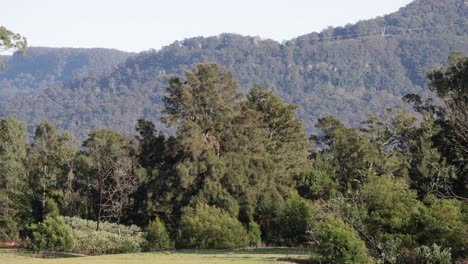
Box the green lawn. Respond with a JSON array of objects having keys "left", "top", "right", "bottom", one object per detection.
[{"left": 0, "top": 248, "right": 312, "bottom": 264}]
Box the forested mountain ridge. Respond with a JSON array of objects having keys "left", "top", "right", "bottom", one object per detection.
[
  {"left": 0, "top": 47, "right": 133, "bottom": 100},
  {"left": 0, "top": 0, "right": 467, "bottom": 138}
]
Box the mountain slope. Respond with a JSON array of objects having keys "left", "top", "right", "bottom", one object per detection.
[
  {"left": 0, "top": 0, "right": 466, "bottom": 138},
  {"left": 0, "top": 47, "right": 133, "bottom": 100}
]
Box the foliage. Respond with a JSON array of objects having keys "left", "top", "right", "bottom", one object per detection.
[
  {"left": 44, "top": 198, "right": 60, "bottom": 218},
  {"left": 254, "top": 188, "right": 284, "bottom": 244},
  {"left": 315, "top": 217, "right": 371, "bottom": 264},
  {"left": 0, "top": 47, "right": 131, "bottom": 101},
  {"left": 276, "top": 193, "right": 316, "bottom": 246},
  {"left": 1, "top": 0, "right": 467, "bottom": 139},
  {"left": 0, "top": 39, "right": 467, "bottom": 259},
  {"left": 245, "top": 221, "right": 262, "bottom": 247},
  {"left": 0, "top": 117, "right": 28, "bottom": 236},
  {"left": 359, "top": 175, "right": 420, "bottom": 240},
  {"left": 63, "top": 216, "right": 144, "bottom": 255},
  {"left": 415, "top": 244, "right": 452, "bottom": 264},
  {"left": 0, "top": 215, "right": 18, "bottom": 240},
  {"left": 426, "top": 53, "right": 468, "bottom": 197},
  {"left": 83, "top": 129, "right": 139, "bottom": 229},
  {"left": 0, "top": 26, "right": 26, "bottom": 68},
  {"left": 27, "top": 215, "right": 74, "bottom": 252},
  {"left": 152, "top": 64, "right": 308, "bottom": 232},
  {"left": 412, "top": 195, "right": 468, "bottom": 258},
  {"left": 297, "top": 168, "right": 338, "bottom": 201},
  {"left": 176, "top": 204, "right": 248, "bottom": 249},
  {"left": 143, "top": 217, "right": 173, "bottom": 251},
  {"left": 377, "top": 238, "right": 402, "bottom": 264}
]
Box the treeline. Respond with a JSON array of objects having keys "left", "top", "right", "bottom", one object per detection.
[{"left": 0, "top": 56, "right": 467, "bottom": 262}]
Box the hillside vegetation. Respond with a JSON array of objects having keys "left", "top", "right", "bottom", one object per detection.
[
  {"left": 0, "top": 47, "right": 133, "bottom": 101},
  {"left": 0, "top": 0, "right": 466, "bottom": 138}
]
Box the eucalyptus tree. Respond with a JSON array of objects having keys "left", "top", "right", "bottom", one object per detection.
[
  {"left": 159, "top": 63, "right": 310, "bottom": 234},
  {"left": 0, "top": 26, "right": 27, "bottom": 67},
  {"left": 83, "top": 129, "right": 138, "bottom": 230}
]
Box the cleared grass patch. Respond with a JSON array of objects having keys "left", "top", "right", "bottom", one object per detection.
[{"left": 0, "top": 248, "right": 312, "bottom": 264}]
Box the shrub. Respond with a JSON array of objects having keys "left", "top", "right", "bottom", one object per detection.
[
  {"left": 63, "top": 216, "right": 145, "bottom": 255},
  {"left": 316, "top": 217, "right": 371, "bottom": 264},
  {"left": 254, "top": 189, "right": 284, "bottom": 244},
  {"left": 246, "top": 221, "right": 261, "bottom": 247},
  {"left": 176, "top": 204, "right": 248, "bottom": 249},
  {"left": 412, "top": 195, "right": 468, "bottom": 258},
  {"left": 377, "top": 238, "right": 402, "bottom": 264},
  {"left": 27, "top": 216, "right": 73, "bottom": 252},
  {"left": 0, "top": 215, "right": 19, "bottom": 240},
  {"left": 360, "top": 175, "right": 420, "bottom": 240},
  {"left": 144, "top": 217, "right": 173, "bottom": 251},
  {"left": 276, "top": 193, "right": 316, "bottom": 246},
  {"left": 297, "top": 169, "right": 338, "bottom": 200},
  {"left": 415, "top": 244, "right": 451, "bottom": 264},
  {"left": 44, "top": 198, "right": 60, "bottom": 218}
]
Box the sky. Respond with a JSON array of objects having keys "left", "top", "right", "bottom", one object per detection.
[{"left": 3, "top": 0, "right": 414, "bottom": 53}]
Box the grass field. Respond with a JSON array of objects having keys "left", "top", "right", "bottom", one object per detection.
[{"left": 0, "top": 248, "right": 312, "bottom": 264}]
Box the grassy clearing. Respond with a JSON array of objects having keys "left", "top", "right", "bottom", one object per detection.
[{"left": 0, "top": 248, "right": 312, "bottom": 264}]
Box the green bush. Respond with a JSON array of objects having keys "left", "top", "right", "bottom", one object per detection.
[
  {"left": 360, "top": 175, "right": 420, "bottom": 240},
  {"left": 0, "top": 215, "right": 19, "bottom": 240},
  {"left": 27, "top": 216, "right": 73, "bottom": 252},
  {"left": 44, "top": 198, "right": 60, "bottom": 218},
  {"left": 316, "top": 217, "right": 371, "bottom": 264},
  {"left": 176, "top": 204, "right": 248, "bottom": 249},
  {"left": 413, "top": 195, "right": 468, "bottom": 258},
  {"left": 415, "top": 244, "right": 451, "bottom": 264},
  {"left": 246, "top": 221, "right": 262, "bottom": 247},
  {"left": 63, "top": 216, "right": 145, "bottom": 255},
  {"left": 276, "top": 193, "right": 316, "bottom": 246},
  {"left": 144, "top": 217, "right": 173, "bottom": 251}
]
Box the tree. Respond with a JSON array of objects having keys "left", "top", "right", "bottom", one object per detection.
[
  {"left": 160, "top": 64, "right": 311, "bottom": 234},
  {"left": 312, "top": 116, "right": 376, "bottom": 192},
  {"left": 28, "top": 121, "right": 78, "bottom": 221},
  {"left": 405, "top": 53, "right": 468, "bottom": 198},
  {"left": 0, "top": 117, "right": 28, "bottom": 239},
  {"left": 83, "top": 129, "right": 138, "bottom": 230},
  {"left": 244, "top": 86, "right": 310, "bottom": 192},
  {"left": 359, "top": 175, "right": 420, "bottom": 241},
  {"left": 161, "top": 64, "right": 261, "bottom": 222},
  {"left": 413, "top": 195, "right": 468, "bottom": 259},
  {"left": 0, "top": 26, "right": 27, "bottom": 67},
  {"left": 163, "top": 63, "right": 242, "bottom": 132},
  {"left": 426, "top": 52, "right": 468, "bottom": 197},
  {"left": 408, "top": 114, "right": 455, "bottom": 198},
  {"left": 127, "top": 119, "right": 172, "bottom": 226}
]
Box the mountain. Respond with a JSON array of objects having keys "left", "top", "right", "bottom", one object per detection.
[
  {"left": 0, "top": 47, "right": 133, "bottom": 100},
  {"left": 0, "top": 0, "right": 467, "bottom": 138}
]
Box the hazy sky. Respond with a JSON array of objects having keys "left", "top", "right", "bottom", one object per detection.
[{"left": 4, "top": 0, "right": 413, "bottom": 52}]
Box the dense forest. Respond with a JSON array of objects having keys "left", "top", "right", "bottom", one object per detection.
[
  {"left": 0, "top": 0, "right": 467, "bottom": 263},
  {"left": 0, "top": 47, "right": 133, "bottom": 101},
  {"left": 0, "top": 0, "right": 467, "bottom": 138},
  {"left": 0, "top": 55, "right": 467, "bottom": 262}
]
